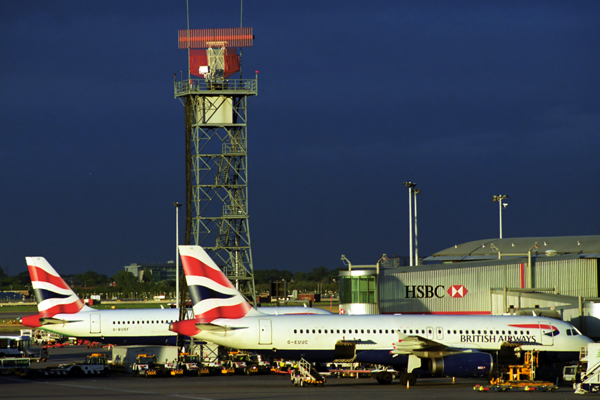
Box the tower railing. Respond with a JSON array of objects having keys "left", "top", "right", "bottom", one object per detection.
[{"left": 174, "top": 78, "right": 257, "bottom": 96}]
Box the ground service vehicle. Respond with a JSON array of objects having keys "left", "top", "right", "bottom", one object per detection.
[
  {"left": 131, "top": 354, "right": 160, "bottom": 377},
  {"left": 179, "top": 353, "right": 200, "bottom": 375},
  {"left": 0, "top": 335, "right": 30, "bottom": 358},
  {"left": 572, "top": 343, "right": 600, "bottom": 394},
  {"left": 291, "top": 359, "right": 325, "bottom": 387},
  {"left": 0, "top": 357, "right": 30, "bottom": 375},
  {"left": 474, "top": 351, "right": 557, "bottom": 392},
  {"left": 30, "top": 353, "right": 110, "bottom": 378},
  {"left": 163, "top": 359, "right": 184, "bottom": 376}
]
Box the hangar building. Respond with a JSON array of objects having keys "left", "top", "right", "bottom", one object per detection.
[{"left": 339, "top": 235, "right": 600, "bottom": 339}]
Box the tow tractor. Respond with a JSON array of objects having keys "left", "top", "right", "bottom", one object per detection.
[
  {"left": 0, "top": 357, "right": 31, "bottom": 375},
  {"left": 474, "top": 351, "right": 557, "bottom": 392},
  {"left": 179, "top": 353, "right": 200, "bottom": 376},
  {"left": 30, "top": 353, "right": 110, "bottom": 378},
  {"left": 229, "top": 351, "right": 270, "bottom": 375},
  {"left": 291, "top": 358, "right": 325, "bottom": 387},
  {"left": 131, "top": 354, "right": 160, "bottom": 377},
  {"left": 198, "top": 360, "right": 221, "bottom": 376},
  {"left": 220, "top": 360, "right": 236, "bottom": 375},
  {"left": 163, "top": 359, "right": 184, "bottom": 376}
]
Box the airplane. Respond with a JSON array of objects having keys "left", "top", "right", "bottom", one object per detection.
[
  {"left": 170, "top": 245, "right": 594, "bottom": 385},
  {"left": 19, "top": 256, "right": 331, "bottom": 346}
]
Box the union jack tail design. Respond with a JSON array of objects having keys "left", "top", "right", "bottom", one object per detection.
[
  {"left": 179, "top": 245, "right": 259, "bottom": 323},
  {"left": 26, "top": 257, "right": 89, "bottom": 317}
]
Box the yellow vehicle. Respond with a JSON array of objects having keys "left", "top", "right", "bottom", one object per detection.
[
  {"left": 221, "top": 361, "right": 235, "bottom": 375},
  {"left": 291, "top": 359, "right": 325, "bottom": 387},
  {"left": 179, "top": 353, "right": 200, "bottom": 375},
  {"left": 131, "top": 354, "right": 160, "bottom": 377},
  {"left": 475, "top": 351, "right": 557, "bottom": 392}
]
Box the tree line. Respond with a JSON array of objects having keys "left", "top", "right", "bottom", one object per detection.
[{"left": 0, "top": 265, "right": 344, "bottom": 298}]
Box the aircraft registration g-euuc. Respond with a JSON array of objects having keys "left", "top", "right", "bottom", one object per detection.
[
  {"left": 170, "top": 245, "right": 593, "bottom": 385},
  {"left": 19, "top": 256, "right": 331, "bottom": 345}
]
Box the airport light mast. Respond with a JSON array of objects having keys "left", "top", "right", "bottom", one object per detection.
[
  {"left": 403, "top": 182, "right": 417, "bottom": 266},
  {"left": 413, "top": 188, "right": 421, "bottom": 266},
  {"left": 174, "top": 27, "right": 257, "bottom": 305},
  {"left": 492, "top": 194, "right": 508, "bottom": 239}
]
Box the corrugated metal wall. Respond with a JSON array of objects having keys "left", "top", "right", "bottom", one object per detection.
[
  {"left": 533, "top": 258, "right": 598, "bottom": 295},
  {"left": 379, "top": 257, "right": 598, "bottom": 314}
]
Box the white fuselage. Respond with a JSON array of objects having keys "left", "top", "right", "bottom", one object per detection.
[
  {"left": 33, "top": 306, "right": 331, "bottom": 345},
  {"left": 191, "top": 314, "right": 592, "bottom": 364},
  {"left": 41, "top": 307, "right": 180, "bottom": 345}
]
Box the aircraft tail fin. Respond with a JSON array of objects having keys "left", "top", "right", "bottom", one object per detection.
[
  {"left": 26, "top": 257, "right": 90, "bottom": 317},
  {"left": 178, "top": 245, "right": 260, "bottom": 322}
]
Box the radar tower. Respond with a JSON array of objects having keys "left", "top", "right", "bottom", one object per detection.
[{"left": 174, "top": 27, "right": 257, "bottom": 305}]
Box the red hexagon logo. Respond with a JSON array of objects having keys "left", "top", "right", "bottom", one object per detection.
[{"left": 447, "top": 285, "right": 468, "bottom": 298}]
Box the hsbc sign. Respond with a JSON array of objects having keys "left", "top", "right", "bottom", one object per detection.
[{"left": 404, "top": 285, "right": 468, "bottom": 299}]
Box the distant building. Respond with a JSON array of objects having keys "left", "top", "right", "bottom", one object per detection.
[{"left": 124, "top": 261, "right": 176, "bottom": 284}]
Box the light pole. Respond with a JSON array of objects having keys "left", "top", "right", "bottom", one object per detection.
[
  {"left": 492, "top": 195, "right": 508, "bottom": 238},
  {"left": 413, "top": 188, "right": 421, "bottom": 266},
  {"left": 403, "top": 182, "right": 416, "bottom": 266},
  {"left": 173, "top": 202, "right": 182, "bottom": 308}
]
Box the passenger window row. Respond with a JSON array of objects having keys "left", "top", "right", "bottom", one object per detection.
[
  {"left": 293, "top": 329, "right": 392, "bottom": 335},
  {"left": 291, "top": 328, "right": 532, "bottom": 336},
  {"left": 447, "top": 329, "right": 530, "bottom": 335},
  {"left": 112, "top": 320, "right": 174, "bottom": 325}
]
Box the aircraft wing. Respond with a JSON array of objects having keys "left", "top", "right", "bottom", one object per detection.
[{"left": 390, "top": 331, "right": 463, "bottom": 357}]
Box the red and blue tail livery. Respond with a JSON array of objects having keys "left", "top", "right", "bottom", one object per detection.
[
  {"left": 27, "top": 257, "right": 88, "bottom": 317},
  {"left": 20, "top": 256, "right": 179, "bottom": 345},
  {"left": 171, "top": 246, "right": 261, "bottom": 337},
  {"left": 179, "top": 245, "right": 255, "bottom": 322}
]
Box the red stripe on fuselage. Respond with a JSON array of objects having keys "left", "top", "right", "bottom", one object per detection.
[
  {"left": 509, "top": 323, "right": 558, "bottom": 331},
  {"left": 28, "top": 265, "right": 71, "bottom": 291},
  {"left": 180, "top": 255, "right": 233, "bottom": 289}
]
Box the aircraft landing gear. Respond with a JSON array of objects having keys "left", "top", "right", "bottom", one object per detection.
[{"left": 398, "top": 372, "right": 417, "bottom": 386}]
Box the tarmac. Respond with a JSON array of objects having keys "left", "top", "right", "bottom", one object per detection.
[{"left": 0, "top": 345, "right": 584, "bottom": 400}]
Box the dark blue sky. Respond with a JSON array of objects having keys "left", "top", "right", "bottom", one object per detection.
[{"left": 2, "top": 1, "right": 599, "bottom": 277}]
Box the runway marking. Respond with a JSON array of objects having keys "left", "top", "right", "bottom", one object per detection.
[{"left": 0, "top": 377, "right": 215, "bottom": 399}]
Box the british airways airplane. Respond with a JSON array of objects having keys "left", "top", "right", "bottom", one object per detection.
[
  {"left": 19, "top": 256, "right": 331, "bottom": 345},
  {"left": 170, "top": 245, "right": 593, "bottom": 385}
]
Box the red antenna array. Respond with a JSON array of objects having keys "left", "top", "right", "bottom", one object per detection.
[
  {"left": 178, "top": 27, "right": 254, "bottom": 79},
  {"left": 178, "top": 27, "right": 253, "bottom": 49}
]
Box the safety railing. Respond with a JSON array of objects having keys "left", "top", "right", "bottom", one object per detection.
[{"left": 174, "top": 78, "right": 257, "bottom": 96}]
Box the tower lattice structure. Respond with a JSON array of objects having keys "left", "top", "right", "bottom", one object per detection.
[{"left": 175, "top": 28, "right": 257, "bottom": 304}]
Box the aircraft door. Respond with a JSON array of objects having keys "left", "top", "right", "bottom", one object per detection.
[
  {"left": 259, "top": 319, "right": 272, "bottom": 345},
  {"left": 90, "top": 313, "right": 101, "bottom": 334},
  {"left": 540, "top": 323, "right": 554, "bottom": 346},
  {"left": 436, "top": 326, "right": 444, "bottom": 340},
  {"left": 427, "top": 326, "right": 434, "bottom": 340}
]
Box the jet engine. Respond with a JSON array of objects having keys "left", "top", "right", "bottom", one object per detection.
[{"left": 428, "top": 352, "right": 493, "bottom": 378}]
